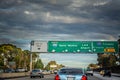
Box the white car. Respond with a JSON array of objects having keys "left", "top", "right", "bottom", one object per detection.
[
  {"left": 30, "top": 69, "right": 44, "bottom": 78},
  {"left": 15, "top": 68, "right": 27, "bottom": 72},
  {"left": 85, "top": 69, "right": 93, "bottom": 76}
]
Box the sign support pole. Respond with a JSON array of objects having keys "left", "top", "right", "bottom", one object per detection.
[
  {"left": 30, "top": 52, "right": 32, "bottom": 72},
  {"left": 30, "top": 42, "right": 32, "bottom": 72}
]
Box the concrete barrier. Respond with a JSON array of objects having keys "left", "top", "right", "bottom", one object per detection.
[{"left": 0, "top": 72, "right": 30, "bottom": 79}]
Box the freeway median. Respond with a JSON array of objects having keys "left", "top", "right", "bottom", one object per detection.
[{"left": 0, "top": 72, "right": 29, "bottom": 79}]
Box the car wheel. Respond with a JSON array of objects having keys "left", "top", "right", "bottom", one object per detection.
[
  {"left": 30, "top": 76, "right": 32, "bottom": 78},
  {"left": 103, "top": 74, "right": 105, "bottom": 77},
  {"left": 109, "top": 74, "right": 111, "bottom": 77}
]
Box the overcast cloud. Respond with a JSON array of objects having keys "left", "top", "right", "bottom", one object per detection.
[{"left": 0, "top": 0, "right": 120, "bottom": 50}]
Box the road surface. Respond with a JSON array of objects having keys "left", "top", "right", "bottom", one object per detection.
[{"left": 3, "top": 73, "right": 120, "bottom": 80}]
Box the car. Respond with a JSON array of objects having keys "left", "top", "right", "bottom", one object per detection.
[
  {"left": 54, "top": 70, "right": 58, "bottom": 74},
  {"left": 85, "top": 69, "right": 93, "bottom": 76},
  {"left": 15, "top": 68, "right": 27, "bottom": 72},
  {"left": 42, "top": 70, "right": 51, "bottom": 75},
  {"left": 100, "top": 70, "right": 104, "bottom": 75},
  {"left": 54, "top": 67, "right": 87, "bottom": 80},
  {"left": 5, "top": 68, "right": 15, "bottom": 73},
  {"left": 0, "top": 69, "right": 4, "bottom": 73},
  {"left": 30, "top": 69, "right": 44, "bottom": 78},
  {"left": 100, "top": 70, "right": 111, "bottom": 77}
]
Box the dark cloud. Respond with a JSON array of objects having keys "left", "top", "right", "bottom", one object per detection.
[
  {"left": 0, "top": 0, "right": 120, "bottom": 50},
  {"left": 0, "top": 37, "right": 13, "bottom": 43},
  {"left": 0, "top": 0, "right": 24, "bottom": 9},
  {"left": 80, "top": 0, "right": 120, "bottom": 21}
]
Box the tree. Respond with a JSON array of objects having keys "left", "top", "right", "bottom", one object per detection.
[
  {"left": 0, "top": 44, "right": 18, "bottom": 69},
  {"left": 58, "top": 64, "right": 65, "bottom": 69},
  {"left": 109, "top": 54, "right": 117, "bottom": 66},
  {"left": 0, "top": 44, "right": 41, "bottom": 71},
  {"left": 88, "top": 63, "right": 98, "bottom": 69},
  {"left": 22, "top": 50, "right": 30, "bottom": 70},
  {"left": 34, "top": 59, "right": 44, "bottom": 69},
  {"left": 45, "top": 61, "right": 57, "bottom": 70},
  {"left": 118, "top": 37, "right": 120, "bottom": 64},
  {"left": 0, "top": 55, "right": 4, "bottom": 68},
  {"left": 97, "top": 53, "right": 117, "bottom": 67},
  {"left": 0, "top": 47, "right": 4, "bottom": 68}
]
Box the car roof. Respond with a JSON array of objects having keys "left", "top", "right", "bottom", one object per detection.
[
  {"left": 58, "top": 67, "right": 84, "bottom": 74},
  {"left": 32, "top": 69, "right": 41, "bottom": 71},
  {"left": 59, "top": 67, "right": 84, "bottom": 72},
  {"left": 60, "top": 67, "right": 83, "bottom": 70}
]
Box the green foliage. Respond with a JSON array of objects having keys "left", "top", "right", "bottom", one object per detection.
[
  {"left": 97, "top": 53, "right": 117, "bottom": 67},
  {"left": 0, "top": 44, "right": 38, "bottom": 70},
  {"left": 44, "top": 61, "right": 65, "bottom": 70},
  {"left": 34, "top": 59, "right": 44, "bottom": 69},
  {"left": 109, "top": 54, "right": 117, "bottom": 66},
  {"left": 88, "top": 63, "right": 98, "bottom": 69},
  {"left": 44, "top": 61, "right": 57, "bottom": 70}
]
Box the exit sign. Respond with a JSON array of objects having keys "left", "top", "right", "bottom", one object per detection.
[
  {"left": 48, "top": 41, "right": 119, "bottom": 53},
  {"left": 48, "top": 41, "right": 92, "bottom": 53},
  {"left": 92, "top": 41, "right": 118, "bottom": 53}
]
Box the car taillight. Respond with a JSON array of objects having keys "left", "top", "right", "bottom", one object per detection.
[
  {"left": 55, "top": 74, "right": 60, "bottom": 80},
  {"left": 81, "top": 75, "right": 87, "bottom": 80}
]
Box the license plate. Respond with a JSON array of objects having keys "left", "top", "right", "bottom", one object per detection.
[{"left": 67, "top": 77, "right": 75, "bottom": 80}]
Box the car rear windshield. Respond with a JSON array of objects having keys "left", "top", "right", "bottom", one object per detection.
[
  {"left": 32, "top": 69, "right": 40, "bottom": 72},
  {"left": 59, "top": 68, "right": 83, "bottom": 74}
]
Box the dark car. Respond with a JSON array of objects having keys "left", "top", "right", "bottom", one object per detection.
[
  {"left": 30, "top": 69, "right": 44, "bottom": 78},
  {"left": 54, "top": 70, "right": 58, "bottom": 74},
  {"left": 103, "top": 70, "right": 111, "bottom": 77},
  {"left": 0, "top": 69, "right": 4, "bottom": 73},
  {"left": 54, "top": 67, "right": 87, "bottom": 80},
  {"left": 100, "top": 70, "right": 111, "bottom": 77},
  {"left": 5, "top": 68, "right": 15, "bottom": 73}
]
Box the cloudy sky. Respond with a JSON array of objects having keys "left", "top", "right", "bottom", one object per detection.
[
  {"left": 0, "top": 0, "right": 120, "bottom": 67},
  {"left": 40, "top": 53, "right": 98, "bottom": 68}
]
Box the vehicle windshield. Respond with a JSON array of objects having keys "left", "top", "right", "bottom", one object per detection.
[
  {"left": 32, "top": 70, "right": 40, "bottom": 72},
  {"left": 59, "top": 68, "right": 83, "bottom": 74}
]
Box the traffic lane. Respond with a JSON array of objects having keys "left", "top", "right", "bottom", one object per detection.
[
  {"left": 5, "top": 74, "right": 103, "bottom": 80},
  {"left": 94, "top": 72, "right": 120, "bottom": 80}
]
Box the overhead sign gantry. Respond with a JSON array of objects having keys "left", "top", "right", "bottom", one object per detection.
[
  {"left": 48, "top": 41, "right": 118, "bottom": 53},
  {"left": 30, "top": 41, "right": 119, "bottom": 53},
  {"left": 30, "top": 40, "right": 119, "bottom": 72}
]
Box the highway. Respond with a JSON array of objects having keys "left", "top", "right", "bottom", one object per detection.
[
  {"left": 93, "top": 72, "right": 120, "bottom": 80},
  {"left": 3, "top": 73, "right": 120, "bottom": 80}
]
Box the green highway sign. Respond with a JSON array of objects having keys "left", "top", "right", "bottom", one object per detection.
[
  {"left": 48, "top": 41, "right": 119, "bottom": 53},
  {"left": 48, "top": 41, "right": 92, "bottom": 53},
  {"left": 92, "top": 41, "right": 119, "bottom": 53}
]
